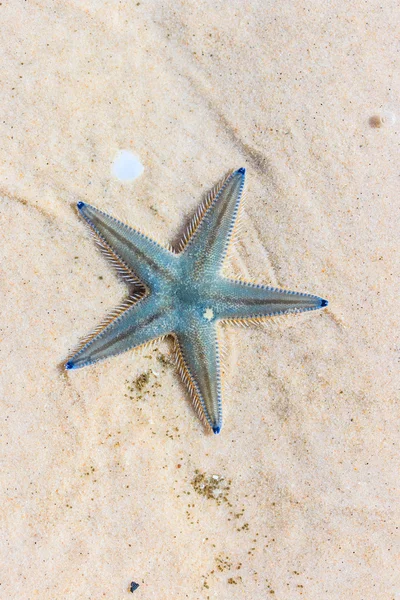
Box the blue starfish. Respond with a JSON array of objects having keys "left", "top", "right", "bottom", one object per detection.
[{"left": 65, "top": 169, "right": 327, "bottom": 434}]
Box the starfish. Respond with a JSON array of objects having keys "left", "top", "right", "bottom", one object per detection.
[{"left": 65, "top": 168, "right": 327, "bottom": 434}]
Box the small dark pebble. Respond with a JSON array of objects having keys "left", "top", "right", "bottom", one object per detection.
[
  {"left": 129, "top": 581, "right": 139, "bottom": 592},
  {"left": 368, "top": 114, "right": 383, "bottom": 128}
]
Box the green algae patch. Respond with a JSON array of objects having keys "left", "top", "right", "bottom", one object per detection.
[{"left": 191, "top": 470, "right": 232, "bottom": 506}]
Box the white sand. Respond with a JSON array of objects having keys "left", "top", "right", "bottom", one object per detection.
[{"left": 1, "top": 2, "right": 399, "bottom": 598}]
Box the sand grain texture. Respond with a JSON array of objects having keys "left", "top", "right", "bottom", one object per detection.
[{"left": 0, "top": 1, "right": 399, "bottom": 599}]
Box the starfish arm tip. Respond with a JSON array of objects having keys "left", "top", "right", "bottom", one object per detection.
[
  {"left": 236, "top": 167, "right": 246, "bottom": 175},
  {"left": 77, "top": 201, "right": 85, "bottom": 210},
  {"left": 65, "top": 360, "right": 76, "bottom": 370},
  {"left": 320, "top": 298, "right": 329, "bottom": 308},
  {"left": 212, "top": 425, "right": 221, "bottom": 434}
]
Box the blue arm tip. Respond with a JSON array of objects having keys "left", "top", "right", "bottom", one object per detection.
[
  {"left": 77, "top": 201, "right": 85, "bottom": 210},
  {"left": 320, "top": 298, "right": 328, "bottom": 308},
  {"left": 212, "top": 425, "right": 221, "bottom": 434}
]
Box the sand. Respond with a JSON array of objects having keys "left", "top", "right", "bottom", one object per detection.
[{"left": 1, "top": 1, "right": 399, "bottom": 598}]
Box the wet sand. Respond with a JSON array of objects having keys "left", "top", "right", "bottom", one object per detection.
[{"left": 1, "top": 2, "right": 399, "bottom": 598}]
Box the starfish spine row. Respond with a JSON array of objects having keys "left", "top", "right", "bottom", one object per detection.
[
  {"left": 173, "top": 338, "right": 210, "bottom": 428},
  {"left": 177, "top": 170, "right": 234, "bottom": 252}
]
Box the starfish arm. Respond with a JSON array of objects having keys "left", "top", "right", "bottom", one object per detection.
[
  {"left": 77, "top": 202, "right": 177, "bottom": 290},
  {"left": 182, "top": 168, "right": 245, "bottom": 278},
  {"left": 65, "top": 295, "right": 175, "bottom": 369},
  {"left": 215, "top": 278, "right": 328, "bottom": 321},
  {"left": 175, "top": 318, "right": 222, "bottom": 434}
]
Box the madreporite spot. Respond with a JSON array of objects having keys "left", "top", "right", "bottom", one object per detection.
[
  {"left": 203, "top": 307, "right": 214, "bottom": 321},
  {"left": 112, "top": 150, "right": 144, "bottom": 181}
]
